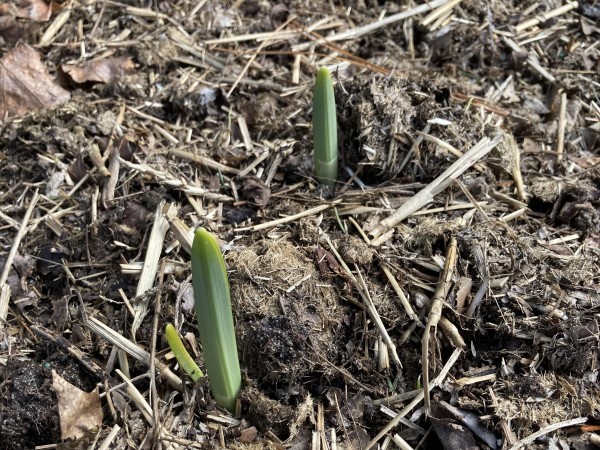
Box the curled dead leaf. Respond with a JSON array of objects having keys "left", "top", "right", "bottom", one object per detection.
[
  {"left": 62, "top": 57, "right": 135, "bottom": 84},
  {"left": 0, "top": 0, "right": 51, "bottom": 44}
]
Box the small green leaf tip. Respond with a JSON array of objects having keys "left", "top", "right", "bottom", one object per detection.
[
  {"left": 313, "top": 66, "right": 338, "bottom": 186},
  {"left": 192, "top": 227, "right": 241, "bottom": 413},
  {"left": 165, "top": 323, "right": 204, "bottom": 382}
]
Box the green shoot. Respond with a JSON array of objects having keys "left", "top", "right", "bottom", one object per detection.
[
  {"left": 312, "top": 66, "right": 338, "bottom": 186},
  {"left": 191, "top": 227, "right": 241, "bottom": 413},
  {"left": 165, "top": 323, "right": 204, "bottom": 382}
]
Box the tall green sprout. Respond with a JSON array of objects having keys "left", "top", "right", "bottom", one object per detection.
[
  {"left": 312, "top": 67, "right": 338, "bottom": 186},
  {"left": 192, "top": 228, "right": 241, "bottom": 413}
]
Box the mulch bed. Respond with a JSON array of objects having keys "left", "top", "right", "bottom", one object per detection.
[{"left": 0, "top": 1, "right": 599, "bottom": 449}]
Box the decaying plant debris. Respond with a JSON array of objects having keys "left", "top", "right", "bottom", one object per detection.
[{"left": 0, "top": 0, "right": 599, "bottom": 449}]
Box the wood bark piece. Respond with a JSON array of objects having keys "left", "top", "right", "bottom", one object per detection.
[
  {"left": 557, "top": 92, "right": 568, "bottom": 161},
  {"left": 131, "top": 201, "right": 172, "bottom": 339},
  {"left": 164, "top": 204, "right": 194, "bottom": 255}
]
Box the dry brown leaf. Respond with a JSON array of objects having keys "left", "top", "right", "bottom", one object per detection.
[
  {"left": 0, "top": 44, "right": 71, "bottom": 118},
  {"left": 51, "top": 370, "right": 103, "bottom": 442},
  {"left": 15, "top": 0, "right": 50, "bottom": 20},
  {"left": 62, "top": 57, "right": 135, "bottom": 84},
  {"left": 0, "top": 0, "right": 51, "bottom": 44},
  {"left": 240, "top": 176, "right": 271, "bottom": 206}
]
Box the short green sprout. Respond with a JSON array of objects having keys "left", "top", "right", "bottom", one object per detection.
[
  {"left": 312, "top": 66, "right": 338, "bottom": 186},
  {"left": 192, "top": 227, "right": 241, "bottom": 413},
  {"left": 165, "top": 323, "right": 204, "bottom": 382}
]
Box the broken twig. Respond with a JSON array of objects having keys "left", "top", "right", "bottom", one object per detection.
[{"left": 422, "top": 237, "right": 458, "bottom": 414}]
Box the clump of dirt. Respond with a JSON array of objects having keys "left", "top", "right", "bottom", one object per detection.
[
  {"left": 528, "top": 177, "right": 600, "bottom": 233},
  {"left": 229, "top": 240, "right": 342, "bottom": 388},
  {"left": 334, "top": 234, "right": 375, "bottom": 265},
  {"left": 336, "top": 73, "right": 491, "bottom": 184},
  {"left": 406, "top": 217, "right": 464, "bottom": 256},
  {"left": 248, "top": 315, "right": 309, "bottom": 383},
  {"left": 242, "top": 384, "right": 313, "bottom": 440},
  {"left": 337, "top": 76, "right": 417, "bottom": 179}
]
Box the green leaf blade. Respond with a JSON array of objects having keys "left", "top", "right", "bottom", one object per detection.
[
  {"left": 165, "top": 323, "right": 204, "bottom": 382},
  {"left": 192, "top": 228, "right": 241, "bottom": 412},
  {"left": 313, "top": 66, "right": 338, "bottom": 186}
]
